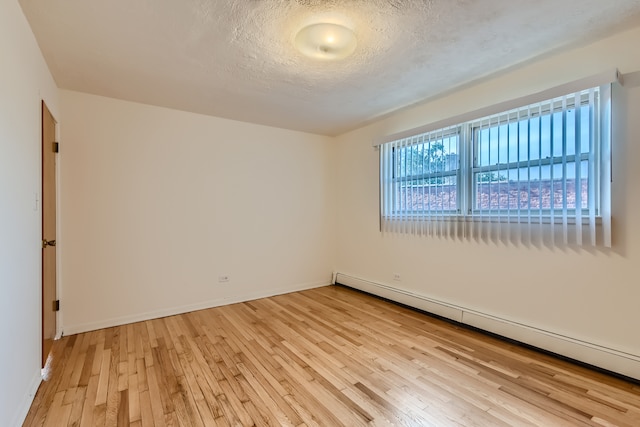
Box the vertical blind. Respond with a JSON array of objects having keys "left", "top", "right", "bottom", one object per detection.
[{"left": 378, "top": 71, "right": 619, "bottom": 247}]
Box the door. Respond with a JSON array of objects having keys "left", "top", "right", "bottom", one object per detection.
[{"left": 42, "top": 101, "right": 57, "bottom": 367}]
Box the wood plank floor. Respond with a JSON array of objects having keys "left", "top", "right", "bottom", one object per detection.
[{"left": 24, "top": 285, "right": 640, "bottom": 426}]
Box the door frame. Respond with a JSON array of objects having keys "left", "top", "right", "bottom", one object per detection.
[{"left": 41, "top": 100, "right": 58, "bottom": 367}]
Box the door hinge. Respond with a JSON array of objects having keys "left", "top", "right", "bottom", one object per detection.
[
  {"left": 53, "top": 300, "right": 60, "bottom": 312},
  {"left": 53, "top": 142, "right": 59, "bottom": 153}
]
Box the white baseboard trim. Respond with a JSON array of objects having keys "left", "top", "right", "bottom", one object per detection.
[
  {"left": 336, "top": 272, "right": 640, "bottom": 381},
  {"left": 12, "top": 370, "right": 41, "bottom": 427},
  {"left": 63, "top": 280, "right": 329, "bottom": 336}
]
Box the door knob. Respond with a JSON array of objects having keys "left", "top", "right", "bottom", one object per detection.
[{"left": 42, "top": 239, "right": 56, "bottom": 248}]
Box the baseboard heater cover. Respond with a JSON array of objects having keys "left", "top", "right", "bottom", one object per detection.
[{"left": 335, "top": 272, "right": 640, "bottom": 381}]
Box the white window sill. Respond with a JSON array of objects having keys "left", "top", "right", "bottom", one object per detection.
[{"left": 383, "top": 214, "right": 602, "bottom": 225}]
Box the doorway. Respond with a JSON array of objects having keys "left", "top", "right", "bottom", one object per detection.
[{"left": 41, "top": 101, "right": 57, "bottom": 367}]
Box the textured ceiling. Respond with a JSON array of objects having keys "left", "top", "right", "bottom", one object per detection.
[{"left": 18, "top": 0, "right": 640, "bottom": 136}]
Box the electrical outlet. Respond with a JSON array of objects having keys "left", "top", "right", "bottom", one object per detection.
[
  {"left": 218, "top": 275, "right": 230, "bottom": 283},
  {"left": 393, "top": 273, "right": 401, "bottom": 281}
]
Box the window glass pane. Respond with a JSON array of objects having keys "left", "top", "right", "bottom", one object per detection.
[
  {"left": 566, "top": 108, "right": 576, "bottom": 156},
  {"left": 476, "top": 127, "right": 492, "bottom": 166},
  {"left": 523, "top": 116, "right": 541, "bottom": 161},
  {"left": 540, "top": 113, "right": 552, "bottom": 159},
  {"left": 552, "top": 110, "right": 564, "bottom": 158},
  {"left": 397, "top": 176, "right": 457, "bottom": 212},
  {"left": 472, "top": 99, "right": 592, "bottom": 212},
  {"left": 395, "top": 134, "right": 459, "bottom": 178},
  {"left": 476, "top": 122, "right": 525, "bottom": 166},
  {"left": 561, "top": 106, "right": 590, "bottom": 156},
  {"left": 580, "top": 105, "right": 591, "bottom": 154},
  {"left": 392, "top": 131, "right": 459, "bottom": 214},
  {"left": 474, "top": 161, "right": 589, "bottom": 210},
  {"left": 508, "top": 122, "right": 519, "bottom": 163}
]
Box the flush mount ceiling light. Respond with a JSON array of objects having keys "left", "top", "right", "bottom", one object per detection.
[{"left": 294, "top": 23, "right": 357, "bottom": 60}]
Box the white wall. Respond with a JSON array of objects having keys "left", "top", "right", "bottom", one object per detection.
[
  {"left": 0, "top": 0, "right": 59, "bottom": 425},
  {"left": 335, "top": 26, "right": 640, "bottom": 376},
  {"left": 59, "top": 91, "right": 336, "bottom": 333}
]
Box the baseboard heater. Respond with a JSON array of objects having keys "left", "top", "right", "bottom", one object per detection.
[{"left": 334, "top": 272, "right": 640, "bottom": 382}]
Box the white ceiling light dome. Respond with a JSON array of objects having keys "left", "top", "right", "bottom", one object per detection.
[{"left": 294, "top": 22, "right": 357, "bottom": 60}]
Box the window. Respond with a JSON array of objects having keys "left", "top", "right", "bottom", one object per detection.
[
  {"left": 379, "top": 76, "right": 615, "bottom": 247},
  {"left": 470, "top": 91, "right": 596, "bottom": 215},
  {"left": 390, "top": 128, "right": 459, "bottom": 214}
]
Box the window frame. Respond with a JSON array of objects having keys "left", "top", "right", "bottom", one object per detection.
[
  {"left": 381, "top": 89, "right": 604, "bottom": 223},
  {"left": 467, "top": 92, "right": 598, "bottom": 218},
  {"left": 390, "top": 128, "right": 461, "bottom": 216}
]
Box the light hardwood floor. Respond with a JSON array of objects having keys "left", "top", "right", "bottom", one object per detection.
[{"left": 24, "top": 285, "right": 640, "bottom": 426}]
